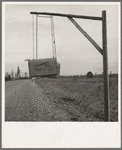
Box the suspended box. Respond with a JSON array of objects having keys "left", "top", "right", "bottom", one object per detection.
[{"left": 26, "top": 58, "right": 60, "bottom": 78}]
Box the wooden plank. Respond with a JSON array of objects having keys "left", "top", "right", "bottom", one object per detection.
[
  {"left": 68, "top": 17, "right": 103, "bottom": 55},
  {"left": 30, "top": 12, "right": 102, "bottom": 21},
  {"left": 102, "top": 10, "right": 110, "bottom": 121}
]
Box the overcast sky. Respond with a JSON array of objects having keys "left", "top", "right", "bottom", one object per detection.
[{"left": 4, "top": 2, "right": 119, "bottom": 76}]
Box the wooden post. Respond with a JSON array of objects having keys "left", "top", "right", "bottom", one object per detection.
[{"left": 102, "top": 10, "right": 110, "bottom": 121}]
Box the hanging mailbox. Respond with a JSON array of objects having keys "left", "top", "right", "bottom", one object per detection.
[{"left": 26, "top": 58, "right": 60, "bottom": 78}]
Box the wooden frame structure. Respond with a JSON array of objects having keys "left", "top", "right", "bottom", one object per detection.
[{"left": 30, "top": 11, "right": 110, "bottom": 121}]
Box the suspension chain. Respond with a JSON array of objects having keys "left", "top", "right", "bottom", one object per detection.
[
  {"left": 36, "top": 15, "right": 38, "bottom": 59},
  {"left": 51, "top": 16, "right": 57, "bottom": 59},
  {"left": 32, "top": 15, "right": 34, "bottom": 59},
  {"left": 35, "top": 15, "right": 57, "bottom": 60}
]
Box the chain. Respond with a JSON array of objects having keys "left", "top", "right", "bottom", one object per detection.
[
  {"left": 32, "top": 15, "right": 34, "bottom": 59},
  {"left": 36, "top": 15, "right": 38, "bottom": 59},
  {"left": 51, "top": 16, "right": 57, "bottom": 59}
]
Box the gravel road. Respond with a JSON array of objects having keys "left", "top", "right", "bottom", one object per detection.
[{"left": 5, "top": 79, "right": 86, "bottom": 121}]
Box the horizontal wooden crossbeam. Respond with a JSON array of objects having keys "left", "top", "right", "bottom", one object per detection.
[
  {"left": 68, "top": 17, "right": 103, "bottom": 55},
  {"left": 30, "top": 12, "right": 102, "bottom": 21}
]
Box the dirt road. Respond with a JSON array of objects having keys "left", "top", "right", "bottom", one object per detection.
[
  {"left": 5, "top": 79, "right": 87, "bottom": 121},
  {"left": 5, "top": 77, "right": 118, "bottom": 121},
  {"left": 5, "top": 80, "right": 67, "bottom": 121}
]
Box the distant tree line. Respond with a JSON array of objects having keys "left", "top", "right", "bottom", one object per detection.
[
  {"left": 59, "top": 71, "right": 118, "bottom": 79},
  {"left": 5, "top": 73, "right": 12, "bottom": 81},
  {"left": 5, "top": 67, "right": 29, "bottom": 81}
]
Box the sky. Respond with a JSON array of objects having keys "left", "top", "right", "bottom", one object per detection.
[{"left": 4, "top": 2, "right": 119, "bottom": 76}]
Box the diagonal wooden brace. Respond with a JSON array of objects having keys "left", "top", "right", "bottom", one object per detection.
[{"left": 68, "top": 17, "right": 103, "bottom": 55}]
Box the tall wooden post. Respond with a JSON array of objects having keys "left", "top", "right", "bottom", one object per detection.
[{"left": 102, "top": 10, "right": 110, "bottom": 121}]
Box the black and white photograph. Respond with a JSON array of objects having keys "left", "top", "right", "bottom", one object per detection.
[{"left": 2, "top": 2, "right": 121, "bottom": 148}]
